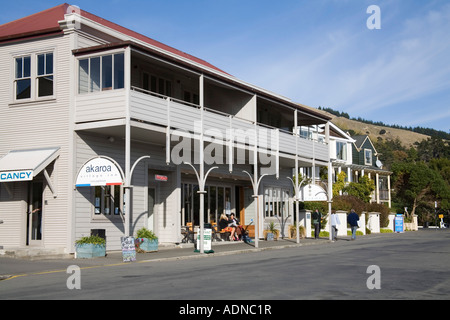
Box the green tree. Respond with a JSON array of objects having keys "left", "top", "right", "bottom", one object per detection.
[
  {"left": 392, "top": 161, "right": 450, "bottom": 219},
  {"left": 333, "top": 171, "right": 347, "bottom": 197},
  {"left": 343, "top": 176, "right": 375, "bottom": 203}
]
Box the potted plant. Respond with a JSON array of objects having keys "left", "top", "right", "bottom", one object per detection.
[
  {"left": 263, "top": 222, "right": 280, "bottom": 241},
  {"left": 135, "top": 227, "right": 158, "bottom": 252},
  {"left": 75, "top": 235, "right": 106, "bottom": 258},
  {"left": 289, "top": 223, "right": 306, "bottom": 239}
]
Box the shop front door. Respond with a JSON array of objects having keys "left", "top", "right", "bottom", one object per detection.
[{"left": 27, "top": 181, "right": 43, "bottom": 246}]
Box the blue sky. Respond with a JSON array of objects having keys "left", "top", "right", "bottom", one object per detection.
[{"left": 1, "top": 0, "right": 449, "bottom": 132}]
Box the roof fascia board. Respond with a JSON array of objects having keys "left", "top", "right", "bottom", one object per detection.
[
  {"left": 329, "top": 122, "right": 356, "bottom": 142},
  {"left": 64, "top": 13, "right": 227, "bottom": 77},
  {"left": 131, "top": 45, "right": 201, "bottom": 77},
  {"left": 0, "top": 27, "right": 62, "bottom": 44}
]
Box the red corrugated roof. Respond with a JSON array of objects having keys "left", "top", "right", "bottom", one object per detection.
[
  {"left": 0, "top": 3, "right": 227, "bottom": 74},
  {"left": 0, "top": 4, "right": 66, "bottom": 41}
]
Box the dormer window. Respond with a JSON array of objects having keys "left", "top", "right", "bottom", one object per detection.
[{"left": 364, "top": 149, "right": 372, "bottom": 165}]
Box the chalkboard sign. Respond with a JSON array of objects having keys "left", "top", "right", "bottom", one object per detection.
[{"left": 121, "top": 236, "right": 136, "bottom": 262}]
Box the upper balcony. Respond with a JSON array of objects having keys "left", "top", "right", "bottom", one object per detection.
[{"left": 73, "top": 44, "right": 330, "bottom": 163}]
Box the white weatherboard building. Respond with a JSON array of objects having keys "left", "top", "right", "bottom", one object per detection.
[{"left": 0, "top": 4, "right": 332, "bottom": 254}]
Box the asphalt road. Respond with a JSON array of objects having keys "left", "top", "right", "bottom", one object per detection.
[{"left": 1, "top": 229, "right": 449, "bottom": 303}]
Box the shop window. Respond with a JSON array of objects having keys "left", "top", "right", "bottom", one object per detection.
[
  {"left": 181, "top": 183, "right": 232, "bottom": 226},
  {"left": 264, "top": 187, "right": 290, "bottom": 218},
  {"left": 93, "top": 185, "right": 123, "bottom": 217},
  {"left": 79, "top": 53, "right": 124, "bottom": 94}
]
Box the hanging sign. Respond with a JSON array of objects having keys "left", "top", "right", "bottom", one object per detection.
[
  {"left": 301, "top": 184, "right": 328, "bottom": 201},
  {"left": 76, "top": 157, "right": 123, "bottom": 187}
]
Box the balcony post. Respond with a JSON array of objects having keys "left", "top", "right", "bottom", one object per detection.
[
  {"left": 325, "top": 121, "right": 333, "bottom": 241},
  {"left": 376, "top": 172, "right": 380, "bottom": 204},
  {"left": 198, "top": 74, "right": 207, "bottom": 253},
  {"left": 124, "top": 46, "right": 131, "bottom": 237}
]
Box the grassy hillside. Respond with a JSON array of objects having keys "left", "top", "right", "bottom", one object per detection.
[
  {"left": 332, "top": 116, "right": 430, "bottom": 148},
  {"left": 305, "top": 106, "right": 431, "bottom": 148}
]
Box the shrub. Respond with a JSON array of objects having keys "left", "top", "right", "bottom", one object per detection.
[
  {"left": 332, "top": 195, "right": 365, "bottom": 214},
  {"left": 136, "top": 227, "right": 158, "bottom": 240},
  {"left": 366, "top": 202, "right": 391, "bottom": 228},
  {"left": 75, "top": 235, "right": 106, "bottom": 246}
]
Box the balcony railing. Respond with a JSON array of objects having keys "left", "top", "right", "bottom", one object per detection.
[{"left": 75, "top": 86, "right": 328, "bottom": 162}]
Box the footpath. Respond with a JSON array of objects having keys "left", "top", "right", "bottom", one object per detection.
[{"left": 0, "top": 237, "right": 332, "bottom": 280}]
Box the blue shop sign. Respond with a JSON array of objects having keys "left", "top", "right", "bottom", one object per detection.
[
  {"left": 394, "top": 214, "right": 404, "bottom": 233},
  {"left": 0, "top": 170, "right": 33, "bottom": 182}
]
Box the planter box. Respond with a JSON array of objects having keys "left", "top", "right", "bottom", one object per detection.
[
  {"left": 263, "top": 230, "right": 279, "bottom": 241},
  {"left": 289, "top": 227, "right": 306, "bottom": 239},
  {"left": 76, "top": 244, "right": 106, "bottom": 259},
  {"left": 136, "top": 238, "right": 158, "bottom": 252}
]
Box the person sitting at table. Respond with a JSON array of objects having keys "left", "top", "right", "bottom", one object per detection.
[
  {"left": 219, "top": 213, "right": 229, "bottom": 230},
  {"left": 218, "top": 213, "right": 234, "bottom": 240},
  {"left": 228, "top": 213, "right": 241, "bottom": 241}
]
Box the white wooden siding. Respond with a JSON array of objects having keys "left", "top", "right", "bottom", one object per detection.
[
  {"left": 0, "top": 34, "right": 72, "bottom": 250},
  {"left": 75, "top": 90, "right": 127, "bottom": 123}
]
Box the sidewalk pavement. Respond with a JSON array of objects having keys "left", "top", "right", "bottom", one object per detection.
[{"left": 0, "top": 237, "right": 335, "bottom": 280}]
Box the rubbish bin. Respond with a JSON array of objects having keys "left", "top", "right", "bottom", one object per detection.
[{"left": 423, "top": 222, "right": 429, "bottom": 228}]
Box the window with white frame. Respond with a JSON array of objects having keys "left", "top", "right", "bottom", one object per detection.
[
  {"left": 14, "top": 52, "right": 54, "bottom": 101},
  {"left": 79, "top": 53, "right": 124, "bottom": 94},
  {"left": 336, "top": 141, "right": 347, "bottom": 161},
  {"left": 264, "top": 187, "right": 290, "bottom": 218},
  {"left": 93, "top": 185, "right": 123, "bottom": 217},
  {"left": 37, "top": 53, "right": 54, "bottom": 97},
  {"left": 364, "top": 149, "right": 372, "bottom": 165},
  {"left": 15, "top": 56, "right": 31, "bottom": 100}
]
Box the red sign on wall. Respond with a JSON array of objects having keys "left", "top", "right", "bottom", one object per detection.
[{"left": 155, "top": 174, "right": 168, "bottom": 182}]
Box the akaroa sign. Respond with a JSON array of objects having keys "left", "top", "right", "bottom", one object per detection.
[
  {"left": 75, "top": 157, "right": 124, "bottom": 187},
  {"left": 301, "top": 184, "right": 328, "bottom": 201}
]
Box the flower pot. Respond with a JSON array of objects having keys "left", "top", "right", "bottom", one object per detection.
[
  {"left": 76, "top": 243, "right": 106, "bottom": 259},
  {"left": 263, "top": 230, "right": 278, "bottom": 241},
  {"left": 136, "top": 238, "right": 158, "bottom": 252}
]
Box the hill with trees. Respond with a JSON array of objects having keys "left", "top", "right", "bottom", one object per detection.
[{"left": 313, "top": 106, "right": 450, "bottom": 226}]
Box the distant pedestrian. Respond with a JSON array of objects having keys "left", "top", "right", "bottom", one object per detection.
[
  {"left": 330, "top": 212, "right": 341, "bottom": 241},
  {"left": 312, "top": 209, "right": 322, "bottom": 239},
  {"left": 347, "top": 209, "right": 359, "bottom": 240}
]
